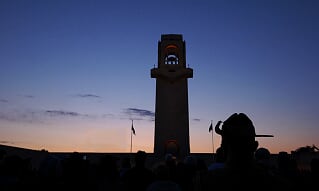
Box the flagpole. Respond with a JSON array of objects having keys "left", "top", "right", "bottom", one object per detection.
[
  {"left": 130, "top": 120, "right": 133, "bottom": 153},
  {"left": 211, "top": 120, "right": 214, "bottom": 155}
]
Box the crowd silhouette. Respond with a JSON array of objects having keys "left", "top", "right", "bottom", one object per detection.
[{"left": 0, "top": 112, "right": 318, "bottom": 191}]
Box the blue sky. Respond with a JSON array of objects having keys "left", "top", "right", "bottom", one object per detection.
[{"left": 1, "top": 0, "right": 318, "bottom": 154}]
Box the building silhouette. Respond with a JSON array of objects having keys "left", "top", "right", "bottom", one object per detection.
[{"left": 151, "top": 34, "right": 193, "bottom": 159}]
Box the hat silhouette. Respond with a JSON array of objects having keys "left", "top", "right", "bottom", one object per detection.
[{"left": 215, "top": 113, "right": 273, "bottom": 138}]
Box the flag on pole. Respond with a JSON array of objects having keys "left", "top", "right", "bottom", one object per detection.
[
  {"left": 208, "top": 122, "right": 213, "bottom": 132},
  {"left": 209, "top": 120, "right": 215, "bottom": 155},
  {"left": 131, "top": 121, "right": 136, "bottom": 135}
]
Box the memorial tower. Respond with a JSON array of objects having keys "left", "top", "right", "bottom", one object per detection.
[{"left": 151, "top": 34, "right": 193, "bottom": 158}]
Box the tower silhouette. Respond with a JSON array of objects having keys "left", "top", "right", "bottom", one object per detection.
[{"left": 151, "top": 34, "right": 193, "bottom": 158}]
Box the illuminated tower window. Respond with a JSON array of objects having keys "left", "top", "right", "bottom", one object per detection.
[
  {"left": 164, "top": 44, "right": 179, "bottom": 65},
  {"left": 165, "top": 54, "right": 179, "bottom": 65}
]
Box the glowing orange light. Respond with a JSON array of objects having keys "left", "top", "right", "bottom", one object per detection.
[{"left": 165, "top": 44, "right": 178, "bottom": 50}]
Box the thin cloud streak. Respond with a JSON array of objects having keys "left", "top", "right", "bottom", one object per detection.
[
  {"left": 19, "top": 94, "right": 35, "bottom": 98},
  {"left": 101, "top": 113, "right": 115, "bottom": 118},
  {"left": 74, "top": 94, "right": 101, "bottom": 98},
  {"left": 0, "top": 109, "right": 92, "bottom": 124},
  {"left": 0, "top": 99, "right": 8, "bottom": 103},
  {"left": 0, "top": 141, "right": 14, "bottom": 144},
  {"left": 0, "top": 110, "right": 38, "bottom": 123},
  {"left": 123, "top": 108, "right": 155, "bottom": 121},
  {"left": 45, "top": 110, "right": 88, "bottom": 117}
]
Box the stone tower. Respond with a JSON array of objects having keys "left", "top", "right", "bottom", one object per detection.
[{"left": 151, "top": 34, "right": 193, "bottom": 159}]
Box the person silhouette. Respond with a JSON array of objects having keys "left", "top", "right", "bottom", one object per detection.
[
  {"left": 121, "top": 150, "right": 155, "bottom": 191},
  {"left": 207, "top": 146, "right": 225, "bottom": 171},
  {"left": 202, "top": 113, "right": 285, "bottom": 190}
]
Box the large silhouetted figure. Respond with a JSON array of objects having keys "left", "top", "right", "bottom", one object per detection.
[
  {"left": 151, "top": 34, "right": 193, "bottom": 159},
  {"left": 202, "top": 113, "right": 285, "bottom": 190}
]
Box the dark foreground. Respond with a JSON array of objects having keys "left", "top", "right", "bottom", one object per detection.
[{"left": 0, "top": 144, "right": 318, "bottom": 191}]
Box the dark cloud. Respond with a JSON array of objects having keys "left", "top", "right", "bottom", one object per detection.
[
  {"left": 0, "top": 99, "right": 8, "bottom": 103},
  {"left": 0, "top": 113, "right": 17, "bottom": 122},
  {"left": 25, "top": 95, "right": 34, "bottom": 98},
  {"left": 0, "top": 111, "right": 38, "bottom": 123},
  {"left": 125, "top": 108, "right": 155, "bottom": 117},
  {"left": 0, "top": 113, "right": 12, "bottom": 121},
  {"left": 123, "top": 108, "right": 155, "bottom": 121},
  {"left": 75, "top": 94, "right": 101, "bottom": 98},
  {"left": 101, "top": 113, "right": 114, "bottom": 118},
  {"left": 45, "top": 110, "right": 86, "bottom": 117},
  {"left": 0, "top": 109, "right": 91, "bottom": 124},
  {"left": 19, "top": 94, "right": 34, "bottom": 98},
  {"left": 193, "top": 118, "right": 201, "bottom": 122}
]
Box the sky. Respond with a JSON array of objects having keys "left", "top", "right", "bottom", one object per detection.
[{"left": 0, "top": 0, "right": 318, "bottom": 154}]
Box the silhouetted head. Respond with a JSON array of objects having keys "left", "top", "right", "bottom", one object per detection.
[
  {"left": 215, "top": 113, "right": 273, "bottom": 138},
  {"left": 215, "top": 113, "right": 256, "bottom": 139},
  {"left": 135, "top": 150, "right": 147, "bottom": 167},
  {"left": 255, "top": 147, "right": 271, "bottom": 160},
  {"left": 215, "top": 113, "right": 260, "bottom": 162}
]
